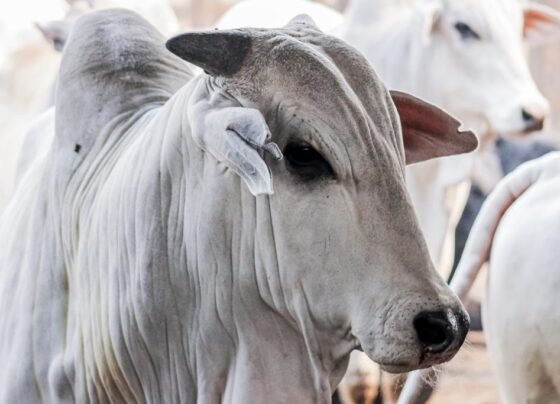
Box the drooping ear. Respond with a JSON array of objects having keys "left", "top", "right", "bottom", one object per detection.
[
  {"left": 166, "top": 30, "right": 252, "bottom": 77},
  {"left": 188, "top": 84, "right": 282, "bottom": 195},
  {"left": 390, "top": 90, "right": 478, "bottom": 165},
  {"left": 523, "top": 3, "right": 560, "bottom": 45},
  {"left": 35, "top": 21, "right": 71, "bottom": 52}
]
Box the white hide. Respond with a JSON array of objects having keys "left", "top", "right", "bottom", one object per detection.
[
  {"left": 399, "top": 152, "right": 560, "bottom": 404},
  {"left": 483, "top": 154, "right": 560, "bottom": 403},
  {"left": 0, "top": 9, "right": 471, "bottom": 403}
]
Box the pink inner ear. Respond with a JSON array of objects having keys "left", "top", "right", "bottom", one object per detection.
[
  {"left": 523, "top": 4, "right": 560, "bottom": 37},
  {"left": 525, "top": 10, "right": 548, "bottom": 34},
  {"left": 390, "top": 91, "right": 478, "bottom": 165}
]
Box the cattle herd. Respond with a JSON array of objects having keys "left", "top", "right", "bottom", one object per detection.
[{"left": 0, "top": 0, "right": 559, "bottom": 403}]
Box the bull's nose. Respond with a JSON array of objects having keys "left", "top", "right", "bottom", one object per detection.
[
  {"left": 413, "top": 310, "right": 469, "bottom": 355},
  {"left": 521, "top": 107, "right": 545, "bottom": 132}
]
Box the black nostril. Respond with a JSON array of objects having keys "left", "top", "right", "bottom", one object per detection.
[
  {"left": 413, "top": 311, "right": 454, "bottom": 353},
  {"left": 522, "top": 108, "right": 535, "bottom": 123},
  {"left": 521, "top": 109, "right": 544, "bottom": 132}
]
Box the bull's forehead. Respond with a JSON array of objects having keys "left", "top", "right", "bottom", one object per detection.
[
  {"left": 222, "top": 24, "right": 405, "bottom": 177},
  {"left": 445, "top": 0, "right": 523, "bottom": 40}
]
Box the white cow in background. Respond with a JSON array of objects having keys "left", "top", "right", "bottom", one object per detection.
[
  {"left": 0, "top": 9, "right": 477, "bottom": 402},
  {"left": 400, "top": 152, "right": 560, "bottom": 403}
]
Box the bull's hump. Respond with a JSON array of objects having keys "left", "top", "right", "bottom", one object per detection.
[{"left": 54, "top": 9, "right": 191, "bottom": 170}]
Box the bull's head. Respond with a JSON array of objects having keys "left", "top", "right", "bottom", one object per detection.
[{"left": 166, "top": 16, "right": 476, "bottom": 384}]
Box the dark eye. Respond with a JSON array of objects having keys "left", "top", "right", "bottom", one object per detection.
[
  {"left": 283, "top": 142, "right": 334, "bottom": 180},
  {"left": 454, "top": 22, "right": 480, "bottom": 40},
  {"left": 53, "top": 38, "right": 65, "bottom": 51}
]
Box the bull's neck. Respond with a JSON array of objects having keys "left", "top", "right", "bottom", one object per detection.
[{"left": 175, "top": 184, "right": 350, "bottom": 402}]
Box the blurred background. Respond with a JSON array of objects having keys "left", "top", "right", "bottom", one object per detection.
[{"left": 1, "top": 1, "right": 559, "bottom": 403}]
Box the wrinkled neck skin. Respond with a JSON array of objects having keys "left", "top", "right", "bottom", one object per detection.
[{"left": 28, "top": 76, "right": 352, "bottom": 403}]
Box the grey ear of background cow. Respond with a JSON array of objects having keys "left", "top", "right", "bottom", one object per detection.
[
  {"left": 35, "top": 21, "right": 70, "bottom": 52},
  {"left": 165, "top": 30, "right": 252, "bottom": 77},
  {"left": 390, "top": 90, "right": 479, "bottom": 165}
]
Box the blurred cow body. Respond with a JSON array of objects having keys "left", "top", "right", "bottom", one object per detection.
[{"left": 401, "top": 152, "right": 560, "bottom": 403}]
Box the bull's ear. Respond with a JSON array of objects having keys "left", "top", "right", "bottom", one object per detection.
[
  {"left": 166, "top": 30, "right": 252, "bottom": 77},
  {"left": 523, "top": 3, "right": 560, "bottom": 45},
  {"left": 390, "top": 90, "right": 478, "bottom": 165},
  {"left": 190, "top": 102, "right": 282, "bottom": 195},
  {"left": 35, "top": 21, "right": 71, "bottom": 52}
]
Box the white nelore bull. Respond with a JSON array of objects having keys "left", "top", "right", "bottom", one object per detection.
[
  {"left": 0, "top": 9, "right": 476, "bottom": 403},
  {"left": 399, "top": 152, "right": 560, "bottom": 403}
]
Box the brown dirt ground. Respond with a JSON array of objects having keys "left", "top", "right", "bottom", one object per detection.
[{"left": 428, "top": 331, "right": 501, "bottom": 404}]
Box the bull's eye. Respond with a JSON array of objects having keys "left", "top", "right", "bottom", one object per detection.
[
  {"left": 454, "top": 22, "right": 480, "bottom": 40},
  {"left": 53, "top": 38, "right": 65, "bottom": 51},
  {"left": 284, "top": 142, "right": 334, "bottom": 180}
]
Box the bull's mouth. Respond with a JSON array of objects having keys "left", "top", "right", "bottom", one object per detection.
[
  {"left": 377, "top": 350, "right": 457, "bottom": 374},
  {"left": 377, "top": 362, "right": 416, "bottom": 374},
  {"left": 355, "top": 344, "right": 418, "bottom": 374},
  {"left": 366, "top": 338, "right": 466, "bottom": 374},
  {"left": 503, "top": 121, "right": 545, "bottom": 138}
]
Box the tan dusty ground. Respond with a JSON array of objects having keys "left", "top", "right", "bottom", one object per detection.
[{"left": 428, "top": 331, "right": 501, "bottom": 404}]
